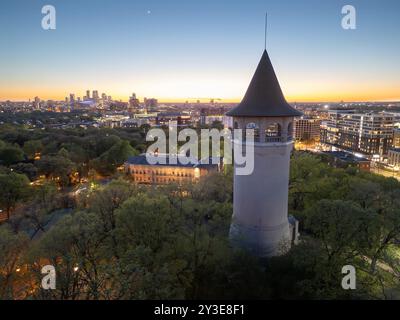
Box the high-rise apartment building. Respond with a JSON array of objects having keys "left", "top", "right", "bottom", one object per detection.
[
  {"left": 320, "top": 110, "right": 398, "bottom": 157},
  {"left": 393, "top": 128, "right": 400, "bottom": 148}
]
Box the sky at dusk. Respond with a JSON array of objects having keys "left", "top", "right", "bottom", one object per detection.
[{"left": 1, "top": 0, "right": 400, "bottom": 102}]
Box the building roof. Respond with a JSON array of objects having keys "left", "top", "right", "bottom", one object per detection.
[
  {"left": 126, "top": 154, "right": 220, "bottom": 169},
  {"left": 226, "top": 50, "right": 302, "bottom": 118},
  {"left": 323, "top": 151, "right": 370, "bottom": 163}
]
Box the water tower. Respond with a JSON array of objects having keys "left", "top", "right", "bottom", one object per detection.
[{"left": 227, "top": 50, "right": 302, "bottom": 257}]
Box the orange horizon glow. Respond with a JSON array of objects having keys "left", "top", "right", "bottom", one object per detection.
[
  {"left": 1, "top": 92, "right": 399, "bottom": 104},
  {"left": 1, "top": 78, "right": 399, "bottom": 104},
  {"left": 2, "top": 60, "right": 399, "bottom": 104}
]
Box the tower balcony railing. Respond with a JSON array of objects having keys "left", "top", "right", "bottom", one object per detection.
[
  {"left": 242, "top": 134, "right": 294, "bottom": 143},
  {"left": 265, "top": 136, "right": 283, "bottom": 143},
  {"left": 264, "top": 136, "right": 293, "bottom": 143}
]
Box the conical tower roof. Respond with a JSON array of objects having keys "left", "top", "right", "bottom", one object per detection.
[{"left": 226, "top": 50, "right": 302, "bottom": 117}]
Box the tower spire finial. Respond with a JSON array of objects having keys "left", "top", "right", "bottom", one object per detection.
[{"left": 264, "top": 11, "right": 268, "bottom": 50}]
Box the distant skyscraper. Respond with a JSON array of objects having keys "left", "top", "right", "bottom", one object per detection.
[
  {"left": 200, "top": 108, "right": 206, "bottom": 126},
  {"left": 129, "top": 93, "right": 140, "bottom": 109},
  {"left": 144, "top": 98, "right": 158, "bottom": 110},
  {"left": 101, "top": 93, "right": 107, "bottom": 101},
  {"left": 92, "top": 90, "right": 99, "bottom": 101},
  {"left": 86, "top": 90, "right": 91, "bottom": 99},
  {"left": 69, "top": 94, "right": 75, "bottom": 103},
  {"left": 47, "top": 100, "right": 55, "bottom": 109},
  {"left": 33, "top": 96, "right": 41, "bottom": 110}
]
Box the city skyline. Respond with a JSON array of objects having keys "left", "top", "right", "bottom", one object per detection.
[
  {"left": 2, "top": 0, "right": 400, "bottom": 301},
  {"left": 1, "top": 0, "right": 400, "bottom": 102}
]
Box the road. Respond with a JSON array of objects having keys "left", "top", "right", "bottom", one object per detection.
[{"left": 370, "top": 166, "right": 400, "bottom": 181}]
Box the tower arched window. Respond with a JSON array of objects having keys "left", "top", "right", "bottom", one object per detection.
[
  {"left": 265, "top": 123, "right": 281, "bottom": 142},
  {"left": 287, "top": 122, "right": 294, "bottom": 141},
  {"left": 246, "top": 122, "right": 260, "bottom": 142}
]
